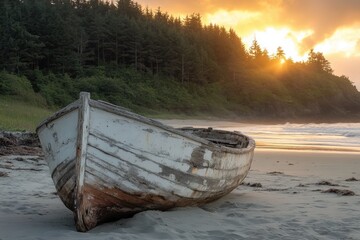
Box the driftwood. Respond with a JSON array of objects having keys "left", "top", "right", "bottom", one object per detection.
[{"left": 0, "top": 132, "right": 41, "bottom": 156}]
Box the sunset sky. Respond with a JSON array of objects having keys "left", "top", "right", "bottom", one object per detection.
[{"left": 135, "top": 0, "right": 360, "bottom": 89}]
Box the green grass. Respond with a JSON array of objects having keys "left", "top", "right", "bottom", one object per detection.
[{"left": 0, "top": 96, "right": 52, "bottom": 131}]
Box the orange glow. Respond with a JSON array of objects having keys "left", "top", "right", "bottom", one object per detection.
[
  {"left": 205, "top": 11, "right": 312, "bottom": 62},
  {"left": 204, "top": 9, "right": 359, "bottom": 65},
  {"left": 205, "top": 10, "right": 261, "bottom": 27},
  {"left": 314, "top": 27, "right": 360, "bottom": 57},
  {"left": 242, "top": 27, "right": 312, "bottom": 62},
  {"left": 135, "top": 0, "right": 360, "bottom": 88}
]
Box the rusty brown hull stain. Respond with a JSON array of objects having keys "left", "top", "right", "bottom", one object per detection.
[{"left": 75, "top": 183, "right": 238, "bottom": 232}]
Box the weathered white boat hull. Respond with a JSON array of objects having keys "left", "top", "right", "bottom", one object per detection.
[
  {"left": 37, "top": 106, "right": 79, "bottom": 210},
  {"left": 37, "top": 92, "right": 255, "bottom": 232}
]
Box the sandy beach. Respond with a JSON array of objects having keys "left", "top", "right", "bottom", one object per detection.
[{"left": 1, "top": 131, "right": 359, "bottom": 240}]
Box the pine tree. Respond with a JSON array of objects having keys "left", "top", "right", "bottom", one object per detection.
[{"left": 307, "top": 49, "right": 333, "bottom": 73}]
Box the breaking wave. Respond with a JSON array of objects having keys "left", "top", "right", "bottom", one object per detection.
[{"left": 223, "top": 122, "right": 360, "bottom": 152}]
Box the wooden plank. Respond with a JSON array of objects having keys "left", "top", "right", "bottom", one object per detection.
[
  {"left": 87, "top": 127, "right": 252, "bottom": 194},
  {"left": 90, "top": 130, "right": 251, "bottom": 180},
  {"left": 87, "top": 145, "right": 215, "bottom": 197},
  {"left": 56, "top": 175, "right": 76, "bottom": 210},
  {"left": 88, "top": 108, "right": 251, "bottom": 172},
  {"left": 90, "top": 99, "right": 255, "bottom": 155},
  {"left": 52, "top": 158, "right": 76, "bottom": 192},
  {"left": 74, "top": 92, "right": 91, "bottom": 232},
  {"left": 37, "top": 110, "right": 78, "bottom": 175}
]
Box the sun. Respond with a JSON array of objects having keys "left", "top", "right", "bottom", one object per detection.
[
  {"left": 243, "top": 27, "right": 312, "bottom": 61},
  {"left": 204, "top": 10, "right": 313, "bottom": 62}
]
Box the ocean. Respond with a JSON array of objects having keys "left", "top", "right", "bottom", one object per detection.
[
  {"left": 221, "top": 122, "right": 360, "bottom": 152},
  {"left": 162, "top": 120, "right": 360, "bottom": 153}
]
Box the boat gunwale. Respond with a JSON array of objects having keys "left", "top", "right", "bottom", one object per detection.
[
  {"left": 36, "top": 93, "right": 255, "bottom": 155},
  {"left": 36, "top": 100, "right": 80, "bottom": 133},
  {"left": 89, "top": 99, "right": 255, "bottom": 154}
]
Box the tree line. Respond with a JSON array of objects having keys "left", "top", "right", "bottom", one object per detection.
[{"left": 1, "top": 0, "right": 360, "bottom": 118}]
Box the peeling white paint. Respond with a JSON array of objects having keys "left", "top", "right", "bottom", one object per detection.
[{"left": 37, "top": 92, "right": 255, "bottom": 232}]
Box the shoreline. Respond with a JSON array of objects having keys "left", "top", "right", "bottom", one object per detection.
[
  {"left": 154, "top": 115, "right": 360, "bottom": 125},
  {"left": 158, "top": 118, "right": 360, "bottom": 128},
  {"left": 160, "top": 119, "right": 360, "bottom": 154},
  {"left": 255, "top": 143, "right": 360, "bottom": 153}
]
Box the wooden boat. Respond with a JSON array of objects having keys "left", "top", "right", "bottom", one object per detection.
[{"left": 36, "top": 92, "right": 255, "bottom": 232}]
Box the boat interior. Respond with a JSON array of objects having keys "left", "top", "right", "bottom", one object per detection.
[{"left": 179, "top": 127, "right": 249, "bottom": 149}]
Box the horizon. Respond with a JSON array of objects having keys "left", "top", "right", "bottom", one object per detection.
[{"left": 134, "top": 0, "right": 360, "bottom": 89}]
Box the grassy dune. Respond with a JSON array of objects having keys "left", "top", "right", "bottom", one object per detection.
[{"left": 0, "top": 97, "right": 52, "bottom": 131}]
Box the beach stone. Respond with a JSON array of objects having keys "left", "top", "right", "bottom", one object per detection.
[
  {"left": 322, "top": 188, "right": 355, "bottom": 196},
  {"left": 316, "top": 180, "right": 339, "bottom": 186},
  {"left": 345, "top": 177, "right": 358, "bottom": 182}
]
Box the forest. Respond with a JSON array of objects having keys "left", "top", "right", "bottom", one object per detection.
[{"left": 1, "top": 0, "right": 360, "bottom": 120}]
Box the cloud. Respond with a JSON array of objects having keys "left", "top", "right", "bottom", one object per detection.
[
  {"left": 134, "top": 0, "right": 202, "bottom": 15},
  {"left": 136, "top": 0, "right": 274, "bottom": 13},
  {"left": 136, "top": 0, "right": 360, "bottom": 50},
  {"left": 313, "top": 26, "right": 360, "bottom": 58},
  {"left": 280, "top": 0, "right": 360, "bottom": 51},
  {"left": 356, "top": 39, "right": 360, "bottom": 55}
]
